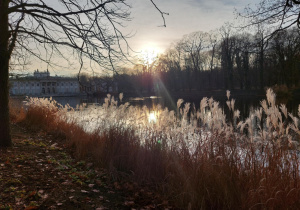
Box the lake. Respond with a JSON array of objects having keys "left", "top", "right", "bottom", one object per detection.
[{"left": 52, "top": 90, "right": 300, "bottom": 121}]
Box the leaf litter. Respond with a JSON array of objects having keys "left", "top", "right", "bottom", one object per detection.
[{"left": 0, "top": 124, "right": 174, "bottom": 209}]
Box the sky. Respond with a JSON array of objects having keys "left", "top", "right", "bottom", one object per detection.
[
  {"left": 19, "top": 0, "right": 262, "bottom": 76},
  {"left": 123, "top": 0, "right": 261, "bottom": 54}
]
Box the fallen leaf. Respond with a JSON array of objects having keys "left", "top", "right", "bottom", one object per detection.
[
  {"left": 124, "top": 201, "right": 135, "bottom": 206},
  {"left": 114, "top": 182, "right": 121, "bottom": 189},
  {"left": 24, "top": 206, "right": 39, "bottom": 210},
  {"left": 50, "top": 143, "right": 58, "bottom": 148}
]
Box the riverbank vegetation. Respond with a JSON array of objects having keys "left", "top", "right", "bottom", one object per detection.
[
  {"left": 8, "top": 89, "right": 300, "bottom": 209},
  {"left": 110, "top": 27, "right": 300, "bottom": 97}
]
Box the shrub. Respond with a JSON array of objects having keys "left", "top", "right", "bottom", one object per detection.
[
  {"left": 17, "top": 91, "right": 300, "bottom": 209},
  {"left": 9, "top": 98, "right": 26, "bottom": 123}
]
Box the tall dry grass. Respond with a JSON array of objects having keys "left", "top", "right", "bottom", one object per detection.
[
  {"left": 9, "top": 98, "right": 26, "bottom": 123},
  {"left": 13, "top": 89, "right": 300, "bottom": 209}
]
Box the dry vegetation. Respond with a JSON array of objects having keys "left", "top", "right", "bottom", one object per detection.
[{"left": 9, "top": 89, "right": 300, "bottom": 209}]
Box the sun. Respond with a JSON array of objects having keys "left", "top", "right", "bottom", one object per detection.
[{"left": 140, "top": 46, "right": 162, "bottom": 65}]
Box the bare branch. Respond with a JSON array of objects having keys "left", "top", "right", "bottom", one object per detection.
[{"left": 150, "top": 0, "right": 169, "bottom": 27}]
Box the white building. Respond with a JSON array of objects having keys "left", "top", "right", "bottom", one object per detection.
[{"left": 10, "top": 70, "right": 80, "bottom": 96}]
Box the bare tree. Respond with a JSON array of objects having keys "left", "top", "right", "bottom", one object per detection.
[
  {"left": 181, "top": 31, "right": 208, "bottom": 72},
  {"left": 268, "top": 28, "right": 300, "bottom": 86},
  {"left": 252, "top": 24, "right": 269, "bottom": 89},
  {"left": 0, "top": 0, "right": 167, "bottom": 147},
  {"left": 240, "top": 0, "right": 300, "bottom": 35},
  {"left": 219, "top": 24, "right": 236, "bottom": 89},
  {"left": 208, "top": 31, "right": 219, "bottom": 72},
  {"left": 234, "top": 33, "right": 253, "bottom": 90}
]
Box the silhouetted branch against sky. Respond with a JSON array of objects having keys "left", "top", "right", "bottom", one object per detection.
[
  {"left": 239, "top": 0, "right": 300, "bottom": 36},
  {"left": 7, "top": 0, "right": 168, "bottom": 74},
  {"left": 149, "top": 0, "right": 169, "bottom": 27}
]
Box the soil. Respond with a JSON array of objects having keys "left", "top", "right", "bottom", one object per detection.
[{"left": 0, "top": 124, "right": 173, "bottom": 209}]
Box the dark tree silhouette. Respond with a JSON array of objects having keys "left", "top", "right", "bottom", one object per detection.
[
  {"left": 0, "top": 0, "right": 167, "bottom": 147},
  {"left": 241, "top": 0, "right": 300, "bottom": 33}
]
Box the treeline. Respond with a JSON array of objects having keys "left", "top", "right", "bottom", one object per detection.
[{"left": 116, "top": 27, "right": 300, "bottom": 93}]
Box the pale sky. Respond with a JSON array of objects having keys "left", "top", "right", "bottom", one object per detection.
[
  {"left": 123, "top": 0, "right": 260, "bottom": 53},
  {"left": 17, "top": 0, "right": 261, "bottom": 76}
]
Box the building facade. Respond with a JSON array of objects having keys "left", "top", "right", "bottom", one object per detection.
[{"left": 10, "top": 70, "right": 80, "bottom": 96}]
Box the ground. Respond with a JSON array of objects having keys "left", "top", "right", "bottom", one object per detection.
[{"left": 0, "top": 124, "right": 173, "bottom": 209}]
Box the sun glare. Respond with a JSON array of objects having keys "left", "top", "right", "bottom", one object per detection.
[
  {"left": 140, "top": 46, "right": 161, "bottom": 65},
  {"left": 148, "top": 111, "right": 157, "bottom": 123}
]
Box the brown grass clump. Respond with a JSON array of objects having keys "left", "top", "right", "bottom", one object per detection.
[
  {"left": 9, "top": 98, "right": 26, "bottom": 123},
  {"left": 164, "top": 136, "right": 300, "bottom": 209},
  {"left": 11, "top": 92, "right": 300, "bottom": 209}
]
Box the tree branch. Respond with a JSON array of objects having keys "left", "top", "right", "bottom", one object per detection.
[{"left": 150, "top": 0, "right": 169, "bottom": 27}]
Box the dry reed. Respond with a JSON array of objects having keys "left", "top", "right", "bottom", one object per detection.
[{"left": 12, "top": 89, "right": 300, "bottom": 209}]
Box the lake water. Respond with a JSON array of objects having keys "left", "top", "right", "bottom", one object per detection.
[{"left": 52, "top": 92, "right": 300, "bottom": 120}]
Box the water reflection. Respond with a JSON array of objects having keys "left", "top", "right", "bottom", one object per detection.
[{"left": 52, "top": 94, "right": 300, "bottom": 120}]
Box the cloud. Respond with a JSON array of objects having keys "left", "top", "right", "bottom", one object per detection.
[
  {"left": 123, "top": 0, "right": 261, "bottom": 53},
  {"left": 179, "top": 0, "right": 257, "bottom": 12}
]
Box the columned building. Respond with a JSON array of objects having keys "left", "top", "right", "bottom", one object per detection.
[{"left": 10, "top": 70, "right": 80, "bottom": 96}]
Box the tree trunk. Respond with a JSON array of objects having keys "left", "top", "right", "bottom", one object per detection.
[
  {"left": 259, "top": 39, "right": 264, "bottom": 90},
  {"left": 0, "top": 0, "right": 12, "bottom": 147}
]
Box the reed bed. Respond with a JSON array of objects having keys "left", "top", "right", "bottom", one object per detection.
[{"left": 15, "top": 89, "right": 300, "bottom": 209}]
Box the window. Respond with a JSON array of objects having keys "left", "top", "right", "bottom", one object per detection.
[{"left": 37, "top": 83, "right": 40, "bottom": 86}]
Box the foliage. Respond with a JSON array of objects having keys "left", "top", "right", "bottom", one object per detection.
[{"left": 19, "top": 89, "right": 300, "bottom": 209}]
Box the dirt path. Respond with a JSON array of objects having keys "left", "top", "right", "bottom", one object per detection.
[{"left": 0, "top": 124, "right": 171, "bottom": 209}]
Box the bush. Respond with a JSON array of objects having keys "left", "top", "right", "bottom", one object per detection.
[{"left": 17, "top": 91, "right": 300, "bottom": 209}]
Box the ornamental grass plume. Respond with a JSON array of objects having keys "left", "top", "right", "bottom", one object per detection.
[
  {"left": 226, "top": 90, "right": 230, "bottom": 100},
  {"left": 226, "top": 100, "right": 231, "bottom": 111},
  {"left": 231, "top": 99, "right": 235, "bottom": 111},
  {"left": 255, "top": 107, "right": 262, "bottom": 121},
  {"left": 266, "top": 88, "right": 276, "bottom": 107},
  {"left": 17, "top": 89, "right": 300, "bottom": 209},
  {"left": 177, "top": 98, "right": 184, "bottom": 109},
  {"left": 280, "top": 104, "right": 288, "bottom": 119}
]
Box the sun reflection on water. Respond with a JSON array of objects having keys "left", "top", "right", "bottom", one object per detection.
[{"left": 148, "top": 111, "right": 157, "bottom": 123}]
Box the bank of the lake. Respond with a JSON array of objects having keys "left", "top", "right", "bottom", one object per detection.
[{"left": 0, "top": 123, "right": 173, "bottom": 209}]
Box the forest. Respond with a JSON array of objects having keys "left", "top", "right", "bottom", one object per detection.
[{"left": 115, "top": 27, "right": 300, "bottom": 94}]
